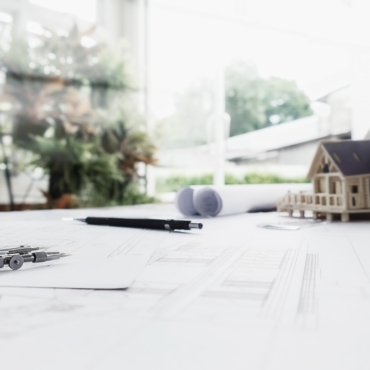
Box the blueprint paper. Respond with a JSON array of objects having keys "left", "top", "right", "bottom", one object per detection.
[
  {"left": 0, "top": 211, "right": 167, "bottom": 289},
  {"left": 175, "top": 183, "right": 312, "bottom": 216},
  {"left": 0, "top": 205, "right": 370, "bottom": 370}
]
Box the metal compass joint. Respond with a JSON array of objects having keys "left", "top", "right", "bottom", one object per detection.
[{"left": 0, "top": 246, "right": 70, "bottom": 271}]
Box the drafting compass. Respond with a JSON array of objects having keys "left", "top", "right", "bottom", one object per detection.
[{"left": 0, "top": 246, "right": 70, "bottom": 270}]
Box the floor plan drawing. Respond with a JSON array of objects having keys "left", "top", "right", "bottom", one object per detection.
[{"left": 0, "top": 208, "right": 369, "bottom": 369}]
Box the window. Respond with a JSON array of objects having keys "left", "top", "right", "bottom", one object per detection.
[
  {"left": 149, "top": 0, "right": 357, "bottom": 195},
  {"left": 0, "top": 0, "right": 369, "bottom": 209},
  {"left": 0, "top": 0, "right": 151, "bottom": 209},
  {"left": 352, "top": 185, "right": 358, "bottom": 194},
  {"left": 29, "top": 0, "right": 97, "bottom": 22}
]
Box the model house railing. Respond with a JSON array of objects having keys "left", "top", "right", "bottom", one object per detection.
[{"left": 277, "top": 191, "right": 345, "bottom": 212}]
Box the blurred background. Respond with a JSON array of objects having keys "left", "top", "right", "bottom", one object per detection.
[{"left": 0, "top": 0, "right": 369, "bottom": 210}]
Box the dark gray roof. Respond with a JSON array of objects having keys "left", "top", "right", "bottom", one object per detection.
[{"left": 323, "top": 140, "right": 370, "bottom": 176}]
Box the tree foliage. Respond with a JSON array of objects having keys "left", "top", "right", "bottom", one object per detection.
[
  {"left": 226, "top": 61, "right": 313, "bottom": 136},
  {"left": 157, "top": 61, "right": 313, "bottom": 147},
  {"left": 156, "top": 80, "right": 213, "bottom": 149}
]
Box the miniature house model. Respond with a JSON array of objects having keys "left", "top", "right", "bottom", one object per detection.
[{"left": 278, "top": 140, "right": 370, "bottom": 221}]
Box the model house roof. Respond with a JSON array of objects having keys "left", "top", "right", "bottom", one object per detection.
[
  {"left": 308, "top": 140, "right": 370, "bottom": 178},
  {"left": 323, "top": 141, "right": 370, "bottom": 176}
]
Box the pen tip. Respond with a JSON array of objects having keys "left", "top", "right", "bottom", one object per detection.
[
  {"left": 61, "top": 218, "right": 86, "bottom": 222},
  {"left": 189, "top": 222, "right": 203, "bottom": 230},
  {"left": 61, "top": 253, "right": 72, "bottom": 258}
]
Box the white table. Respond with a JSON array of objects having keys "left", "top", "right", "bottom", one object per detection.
[{"left": 0, "top": 204, "right": 369, "bottom": 370}]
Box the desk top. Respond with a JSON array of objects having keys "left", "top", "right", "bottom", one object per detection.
[{"left": 0, "top": 204, "right": 369, "bottom": 370}]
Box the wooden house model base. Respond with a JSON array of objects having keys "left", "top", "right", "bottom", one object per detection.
[{"left": 278, "top": 140, "right": 370, "bottom": 222}]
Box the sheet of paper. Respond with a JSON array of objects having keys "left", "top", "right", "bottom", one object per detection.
[
  {"left": 0, "top": 209, "right": 167, "bottom": 289},
  {"left": 175, "top": 183, "right": 312, "bottom": 216},
  {"left": 0, "top": 205, "right": 370, "bottom": 370}
]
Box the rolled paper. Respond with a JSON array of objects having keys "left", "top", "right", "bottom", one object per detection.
[{"left": 175, "top": 183, "right": 312, "bottom": 217}]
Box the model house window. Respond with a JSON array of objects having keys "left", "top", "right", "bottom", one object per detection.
[{"left": 351, "top": 185, "right": 358, "bottom": 194}]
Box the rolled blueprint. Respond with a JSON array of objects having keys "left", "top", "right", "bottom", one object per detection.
[{"left": 175, "top": 183, "right": 312, "bottom": 217}]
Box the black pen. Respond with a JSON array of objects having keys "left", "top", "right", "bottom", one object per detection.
[{"left": 71, "top": 217, "right": 203, "bottom": 231}]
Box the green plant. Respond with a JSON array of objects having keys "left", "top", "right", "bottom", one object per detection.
[
  {"left": 80, "top": 182, "right": 157, "bottom": 208},
  {"left": 100, "top": 110, "right": 157, "bottom": 203},
  {"left": 31, "top": 134, "right": 123, "bottom": 200},
  {"left": 156, "top": 173, "right": 309, "bottom": 193},
  {"left": 0, "top": 25, "right": 156, "bottom": 207}
]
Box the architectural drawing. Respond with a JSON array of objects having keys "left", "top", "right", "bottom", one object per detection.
[{"left": 0, "top": 208, "right": 370, "bottom": 369}]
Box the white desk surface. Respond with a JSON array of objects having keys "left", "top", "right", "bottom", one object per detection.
[{"left": 0, "top": 204, "right": 370, "bottom": 370}]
